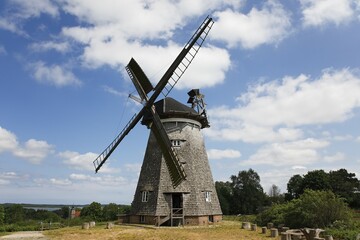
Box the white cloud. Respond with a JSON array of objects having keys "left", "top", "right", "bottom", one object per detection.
[
  {"left": 0, "top": 126, "right": 53, "bottom": 164},
  {"left": 300, "top": 0, "right": 355, "bottom": 27},
  {"left": 13, "top": 139, "right": 54, "bottom": 164},
  {"left": 59, "top": 151, "right": 118, "bottom": 173},
  {"left": 59, "top": 0, "right": 234, "bottom": 90},
  {"left": 323, "top": 152, "right": 345, "bottom": 162},
  {"left": 357, "top": 136, "right": 360, "bottom": 142},
  {"left": 207, "top": 148, "right": 241, "bottom": 160},
  {"left": 10, "top": 0, "right": 59, "bottom": 19},
  {"left": 0, "top": 172, "right": 21, "bottom": 185},
  {"left": 31, "top": 61, "right": 82, "bottom": 87},
  {"left": 49, "top": 178, "right": 72, "bottom": 186},
  {"left": 242, "top": 138, "right": 329, "bottom": 166},
  {"left": 206, "top": 68, "right": 360, "bottom": 143},
  {"left": 212, "top": 0, "right": 292, "bottom": 49},
  {"left": 0, "top": 18, "right": 27, "bottom": 36},
  {"left": 29, "top": 41, "right": 70, "bottom": 53},
  {"left": 69, "top": 173, "right": 127, "bottom": 186},
  {"left": 292, "top": 165, "right": 307, "bottom": 170},
  {"left": 103, "top": 86, "right": 128, "bottom": 98}
]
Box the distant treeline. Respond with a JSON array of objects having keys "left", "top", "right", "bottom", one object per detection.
[{"left": 0, "top": 202, "right": 131, "bottom": 231}]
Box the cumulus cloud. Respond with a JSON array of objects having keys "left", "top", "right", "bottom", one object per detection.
[
  {"left": 59, "top": 151, "right": 119, "bottom": 173},
  {"left": 30, "top": 61, "right": 82, "bottom": 87},
  {"left": 242, "top": 138, "right": 329, "bottom": 166},
  {"left": 0, "top": 0, "right": 58, "bottom": 36},
  {"left": 323, "top": 152, "right": 345, "bottom": 162},
  {"left": 59, "top": 0, "right": 235, "bottom": 90},
  {"left": 0, "top": 126, "right": 53, "bottom": 164},
  {"left": 206, "top": 68, "right": 360, "bottom": 143},
  {"left": 29, "top": 41, "right": 70, "bottom": 53},
  {"left": 212, "top": 0, "right": 292, "bottom": 48},
  {"left": 300, "top": 0, "right": 355, "bottom": 27},
  {"left": 207, "top": 148, "right": 241, "bottom": 160}
]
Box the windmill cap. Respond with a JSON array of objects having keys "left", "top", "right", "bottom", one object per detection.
[{"left": 141, "top": 97, "right": 209, "bottom": 128}]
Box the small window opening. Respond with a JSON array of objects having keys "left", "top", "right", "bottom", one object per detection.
[
  {"left": 141, "top": 191, "right": 149, "bottom": 202},
  {"left": 205, "top": 191, "right": 211, "bottom": 202}
]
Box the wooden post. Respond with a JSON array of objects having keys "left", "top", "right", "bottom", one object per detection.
[
  {"left": 251, "top": 224, "right": 257, "bottom": 231},
  {"left": 89, "top": 221, "right": 96, "bottom": 228},
  {"left": 324, "top": 236, "right": 333, "bottom": 240},
  {"left": 281, "top": 232, "right": 290, "bottom": 240},
  {"left": 241, "top": 222, "right": 250, "bottom": 229},
  {"left": 106, "top": 222, "right": 114, "bottom": 229},
  {"left": 271, "top": 228, "right": 279, "bottom": 237},
  {"left": 82, "top": 222, "right": 89, "bottom": 229},
  {"left": 267, "top": 222, "right": 274, "bottom": 229},
  {"left": 261, "top": 227, "right": 267, "bottom": 234}
]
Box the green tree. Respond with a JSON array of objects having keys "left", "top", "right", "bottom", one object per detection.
[
  {"left": 302, "top": 170, "right": 331, "bottom": 191},
  {"left": 4, "top": 204, "right": 25, "bottom": 224},
  {"left": 286, "top": 174, "right": 304, "bottom": 200},
  {"left": 329, "top": 168, "right": 360, "bottom": 208},
  {"left": 215, "top": 181, "right": 233, "bottom": 215},
  {"left": 284, "top": 189, "right": 351, "bottom": 228},
  {"left": 0, "top": 205, "right": 4, "bottom": 225},
  {"left": 102, "top": 203, "right": 119, "bottom": 221},
  {"left": 231, "top": 169, "right": 266, "bottom": 214},
  {"left": 257, "top": 190, "right": 352, "bottom": 229},
  {"left": 81, "top": 202, "right": 103, "bottom": 221}
]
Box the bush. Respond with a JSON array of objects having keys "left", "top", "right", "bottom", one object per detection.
[
  {"left": 285, "top": 190, "right": 351, "bottom": 228},
  {"left": 256, "top": 190, "right": 352, "bottom": 229},
  {"left": 256, "top": 203, "right": 292, "bottom": 226}
]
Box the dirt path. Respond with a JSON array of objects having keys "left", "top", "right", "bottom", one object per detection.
[{"left": 0, "top": 231, "right": 48, "bottom": 240}]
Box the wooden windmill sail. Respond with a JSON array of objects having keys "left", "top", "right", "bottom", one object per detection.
[{"left": 93, "top": 16, "right": 222, "bottom": 225}]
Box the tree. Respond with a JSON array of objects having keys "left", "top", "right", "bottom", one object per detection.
[
  {"left": 231, "top": 169, "right": 266, "bottom": 214},
  {"left": 81, "top": 202, "right": 103, "bottom": 221},
  {"left": 284, "top": 189, "right": 351, "bottom": 228},
  {"left": 286, "top": 174, "right": 304, "bottom": 200},
  {"left": 257, "top": 190, "right": 352, "bottom": 229},
  {"left": 4, "top": 204, "right": 25, "bottom": 224},
  {"left": 102, "top": 203, "right": 119, "bottom": 221},
  {"left": 268, "top": 184, "right": 285, "bottom": 205},
  {"left": 215, "top": 181, "right": 233, "bottom": 215},
  {"left": 0, "top": 205, "right": 4, "bottom": 225},
  {"left": 329, "top": 168, "right": 360, "bottom": 208},
  {"left": 302, "top": 170, "right": 331, "bottom": 191}
]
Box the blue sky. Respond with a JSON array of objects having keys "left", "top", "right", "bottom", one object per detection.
[{"left": 1, "top": 0, "right": 360, "bottom": 205}]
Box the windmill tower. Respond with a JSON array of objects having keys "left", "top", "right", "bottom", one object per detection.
[{"left": 93, "top": 16, "right": 222, "bottom": 226}]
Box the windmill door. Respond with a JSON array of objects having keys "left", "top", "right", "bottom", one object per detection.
[{"left": 171, "top": 193, "right": 184, "bottom": 226}]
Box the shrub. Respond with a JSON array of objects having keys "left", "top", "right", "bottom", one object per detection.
[{"left": 256, "top": 190, "right": 352, "bottom": 229}]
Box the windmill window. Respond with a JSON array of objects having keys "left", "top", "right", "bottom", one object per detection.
[
  {"left": 141, "top": 191, "right": 149, "bottom": 202},
  {"left": 205, "top": 191, "right": 211, "bottom": 202},
  {"left": 171, "top": 140, "right": 182, "bottom": 147}
]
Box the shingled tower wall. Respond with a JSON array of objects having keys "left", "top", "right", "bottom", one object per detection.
[{"left": 129, "top": 98, "right": 222, "bottom": 226}]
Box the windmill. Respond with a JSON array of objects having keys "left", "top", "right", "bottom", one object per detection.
[{"left": 93, "top": 16, "right": 222, "bottom": 226}]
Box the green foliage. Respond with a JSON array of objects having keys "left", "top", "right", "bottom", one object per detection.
[
  {"left": 326, "top": 219, "right": 360, "bottom": 240},
  {"left": 286, "top": 168, "right": 360, "bottom": 208},
  {"left": 231, "top": 169, "right": 266, "bottom": 214},
  {"left": 102, "top": 203, "right": 119, "bottom": 221},
  {"left": 215, "top": 181, "right": 233, "bottom": 215},
  {"left": 256, "top": 203, "right": 291, "bottom": 226},
  {"left": 80, "top": 202, "right": 103, "bottom": 221},
  {"left": 0, "top": 206, "right": 4, "bottom": 225},
  {"left": 257, "top": 190, "right": 352, "bottom": 229},
  {"left": 54, "top": 206, "right": 70, "bottom": 219},
  {"left": 4, "top": 204, "right": 25, "bottom": 224}
]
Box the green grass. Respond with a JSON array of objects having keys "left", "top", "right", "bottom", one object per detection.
[{"left": 44, "top": 221, "right": 273, "bottom": 240}]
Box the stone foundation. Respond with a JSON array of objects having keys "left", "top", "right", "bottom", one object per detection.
[{"left": 124, "top": 214, "right": 222, "bottom": 226}]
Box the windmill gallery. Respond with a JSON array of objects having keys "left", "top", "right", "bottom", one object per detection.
[{"left": 92, "top": 16, "right": 222, "bottom": 226}]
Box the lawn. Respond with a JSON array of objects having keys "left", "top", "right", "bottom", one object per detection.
[{"left": 44, "top": 221, "right": 274, "bottom": 240}]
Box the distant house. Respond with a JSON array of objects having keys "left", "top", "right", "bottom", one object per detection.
[{"left": 70, "top": 208, "right": 81, "bottom": 219}]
